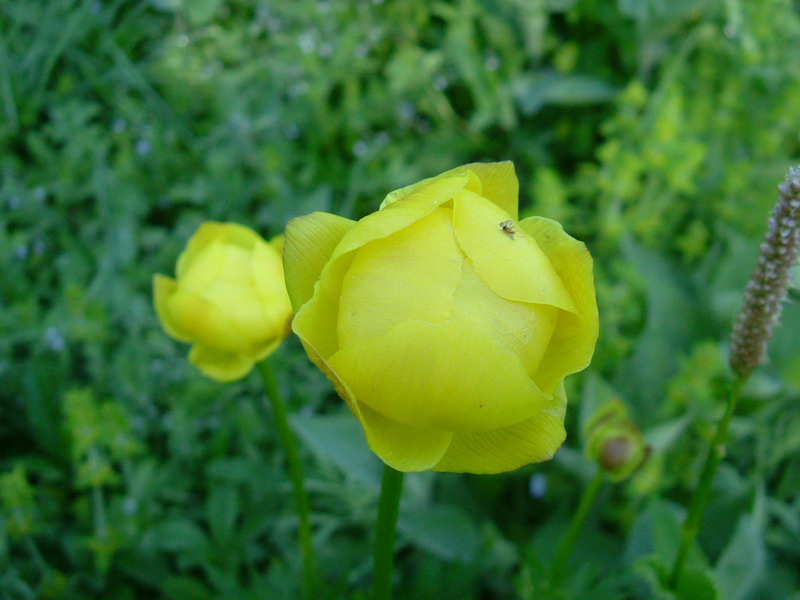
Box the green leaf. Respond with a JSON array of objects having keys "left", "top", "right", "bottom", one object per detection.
[
  {"left": 513, "top": 72, "right": 617, "bottom": 115},
  {"left": 154, "top": 520, "right": 209, "bottom": 554},
  {"left": 715, "top": 514, "right": 766, "bottom": 600},
  {"left": 615, "top": 239, "right": 700, "bottom": 421},
  {"left": 644, "top": 415, "right": 691, "bottom": 453},
  {"left": 182, "top": 0, "right": 223, "bottom": 25},
  {"left": 624, "top": 499, "right": 682, "bottom": 564},
  {"left": 207, "top": 486, "right": 239, "bottom": 546},
  {"left": 399, "top": 504, "right": 480, "bottom": 562},
  {"left": 162, "top": 577, "right": 213, "bottom": 600},
  {"left": 290, "top": 413, "right": 382, "bottom": 490}
]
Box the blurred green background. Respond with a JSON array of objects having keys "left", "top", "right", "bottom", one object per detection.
[{"left": 2, "top": 0, "right": 799, "bottom": 598}]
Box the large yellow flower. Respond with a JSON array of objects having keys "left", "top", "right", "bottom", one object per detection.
[
  {"left": 284, "top": 163, "right": 598, "bottom": 473},
  {"left": 154, "top": 222, "right": 292, "bottom": 382}
]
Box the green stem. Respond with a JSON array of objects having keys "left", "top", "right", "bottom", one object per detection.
[
  {"left": 372, "top": 465, "right": 405, "bottom": 600},
  {"left": 256, "top": 359, "right": 316, "bottom": 599},
  {"left": 551, "top": 468, "right": 605, "bottom": 583},
  {"left": 669, "top": 377, "right": 744, "bottom": 589}
]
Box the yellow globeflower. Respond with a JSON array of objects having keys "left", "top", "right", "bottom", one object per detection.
[
  {"left": 284, "top": 163, "right": 598, "bottom": 473},
  {"left": 154, "top": 222, "right": 292, "bottom": 382}
]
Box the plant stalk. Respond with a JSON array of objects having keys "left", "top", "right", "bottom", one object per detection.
[
  {"left": 372, "top": 464, "right": 405, "bottom": 600},
  {"left": 669, "top": 376, "right": 744, "bottom": 588},
  {"left": 551, "top": 468, "right": 605, "bottom": 582},
  {"left": 257, "top": 359, "right": 316, "bottom": 599}
]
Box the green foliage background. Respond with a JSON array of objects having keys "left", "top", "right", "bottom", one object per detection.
[{"left": 2, "top": 0, "right": 799, "bottom": 598}]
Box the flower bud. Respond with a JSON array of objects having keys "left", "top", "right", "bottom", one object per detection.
[
  {"left": 154, "top": 222, "right": 292, "bottom": 382},
  {"left": 584, "top": 399, "right": 648, "bottom": 481}
]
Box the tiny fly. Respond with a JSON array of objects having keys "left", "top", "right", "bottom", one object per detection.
[{"left": 499, "top": 220, "right": 515, "bottom": 240}]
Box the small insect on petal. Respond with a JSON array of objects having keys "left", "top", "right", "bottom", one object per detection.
[{"left": 499, "top": 220, "right": 515, "bottom": 240}]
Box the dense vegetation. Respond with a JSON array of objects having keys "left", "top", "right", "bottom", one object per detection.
[{"left": 2, "top": 1, "right": 799, "bottom": 598}]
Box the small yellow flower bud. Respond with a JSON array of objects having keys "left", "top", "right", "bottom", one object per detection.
[{"left": 153, "top": 222, "right": 292, "bottom": 382}]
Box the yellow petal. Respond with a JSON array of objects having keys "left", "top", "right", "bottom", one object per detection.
[
  {"left": 378, "top": 162, "right": 518, "bottom": 218},
  {"left": 337, "top": 208, "right": 462, "bottom": 349},
  {"left": 518, "top": 217, "right": 599, "bottom": 393},
  {"left": 269, "top": 234, "right": 285, "bottom": 256},
  {"left": 451, "top": 260, "right": 559, "bottom": 377},
  {"left": 252, "top": 240, "right": 292, "bottom": 328},
  {"left": 446, "top": 161, "right": 520, "bottom": 220},
  {"left": 328, "top": 174, "right": 469, "bottom": 268},
  {"left": 295, "top": 175, "right": 470, "bottom": 353},
  {"left": 188, "top": 345, "right": 254, "bottom": 382},
  {"left": 452, "top": 190, "right": 575, "bottom": 311},
  {"left": 179, "top": 240, "right": 251, "bottom": 291},
  {"left": 327, "top": 319, "right": 548, "bottom": 434},
  {"left": 283, "top": 212, "right": 356, "bottom": 311},
  {"left": 177, "top": 222, "right": 260, "bottom": 278},
  {"left": 200, "top": 281, "right": 273, "bottom": 344},
  {"left": 294, "top": 323, "right": 452, "bottom": 472},
  {"left": 380, "top": 170, "right": 481, "bottom": 210},
  {"left": 432, "top": 382, "right": 568, "bottom": 473},
  {"left": 167, "top": 288, "right": 250, "bottom": 353},
  {"left": 358, "top": 403, "right": 453, "bottom": 472},
  {"left": 296, "top": 333, "right": 364, "bottom": 423},
  {"left": 153, "top": 274, "right": 191, "bottom": 342},
  {"left": 252, "top": 336, "right": 284, "bottom": 362},
  {"left": 292, "top": 285, "right": 343, "bottom": 361}
]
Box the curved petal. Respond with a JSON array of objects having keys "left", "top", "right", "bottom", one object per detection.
[
  {"left": 518, "top": 217, "right": 599, "bottom": 393},
  {"left": 294, "top": 321, "right": 453, "bottom": 472},
  {"left": 327, "top": 319, "right": 549, "bottom": 434},
  {"left": 180, "top": 240, "right": 251, "bottom": 291},
  {"left": 380, "top": 170, "right": 481, "bottom": 210},
  {"left": 452, "top": 260, "right": 559, "bottom": 377},
  {"left": 292, "top": 272, "right": 347, "bottom": 361},
  {"left": 452, "top": 191, "right": 575, "bottom": 311},
  {"left": 269, "top": 234, "right": 285, "bottom": 256},
  {"left": 379, "top": 162, "right": 518, "bottom": 219},
  {"left": 188, "top": 345, "right": 254, "bottom": 382},
  {"left": 201, "top": 281, "right": 276, "bottom": 342},
  {"left": 328, "top": 174, "right": 469, "bottom": 268},
  {"left": 337, "top": 208, "right": 462, "bottom": 349},
  {"left": 252, "top": 240, "right": 292, "bottom": 327},
  {"left": 167, "top": 288, "right": 251, "bottom": 353},
  {"left": 359, "top": 403, "right": 453, "bottom": 472},
  {"left": 432, "top": 382, "right": 568, "bottom": 473},
  {"left": 153, "top": 274, "right": 191, "bottom": 342},
  {"left": 177, "top": 222, "right": 261, "bottom": 278},
  {"left": 252, "top": 336, "right": 284, "bottom": 363},
  {"left": 446, "top": 161, "right": 519, "bottom": 220},
  {"left": 283, "top": 212, "right": 356, "bottom": 311}
]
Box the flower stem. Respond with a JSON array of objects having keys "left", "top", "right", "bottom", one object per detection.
[
  {"left": 669, "top": 376, "right": 744, "bottom": 589},
  {"left": 551, "top": 468, "right": 605, "bottom": 583},
  {"left": 372, "top": 464, "right": 405, "bottom": 600},
  {"left": 256, "top": 359, "right": 316, "bottom": 599}
]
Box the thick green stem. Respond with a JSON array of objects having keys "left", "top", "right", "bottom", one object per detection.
[
  {"left": 669, "top": 377, "right": 744, "bottom": 589},
  {"left": 372, "top": 465, "right": 405, "bottom": 600},
  {"left": 256, "top": 359, "right": 316, "bottom": 599},
  {"left": 551, "top": 468, "right": 605, "bottom": 583}
]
